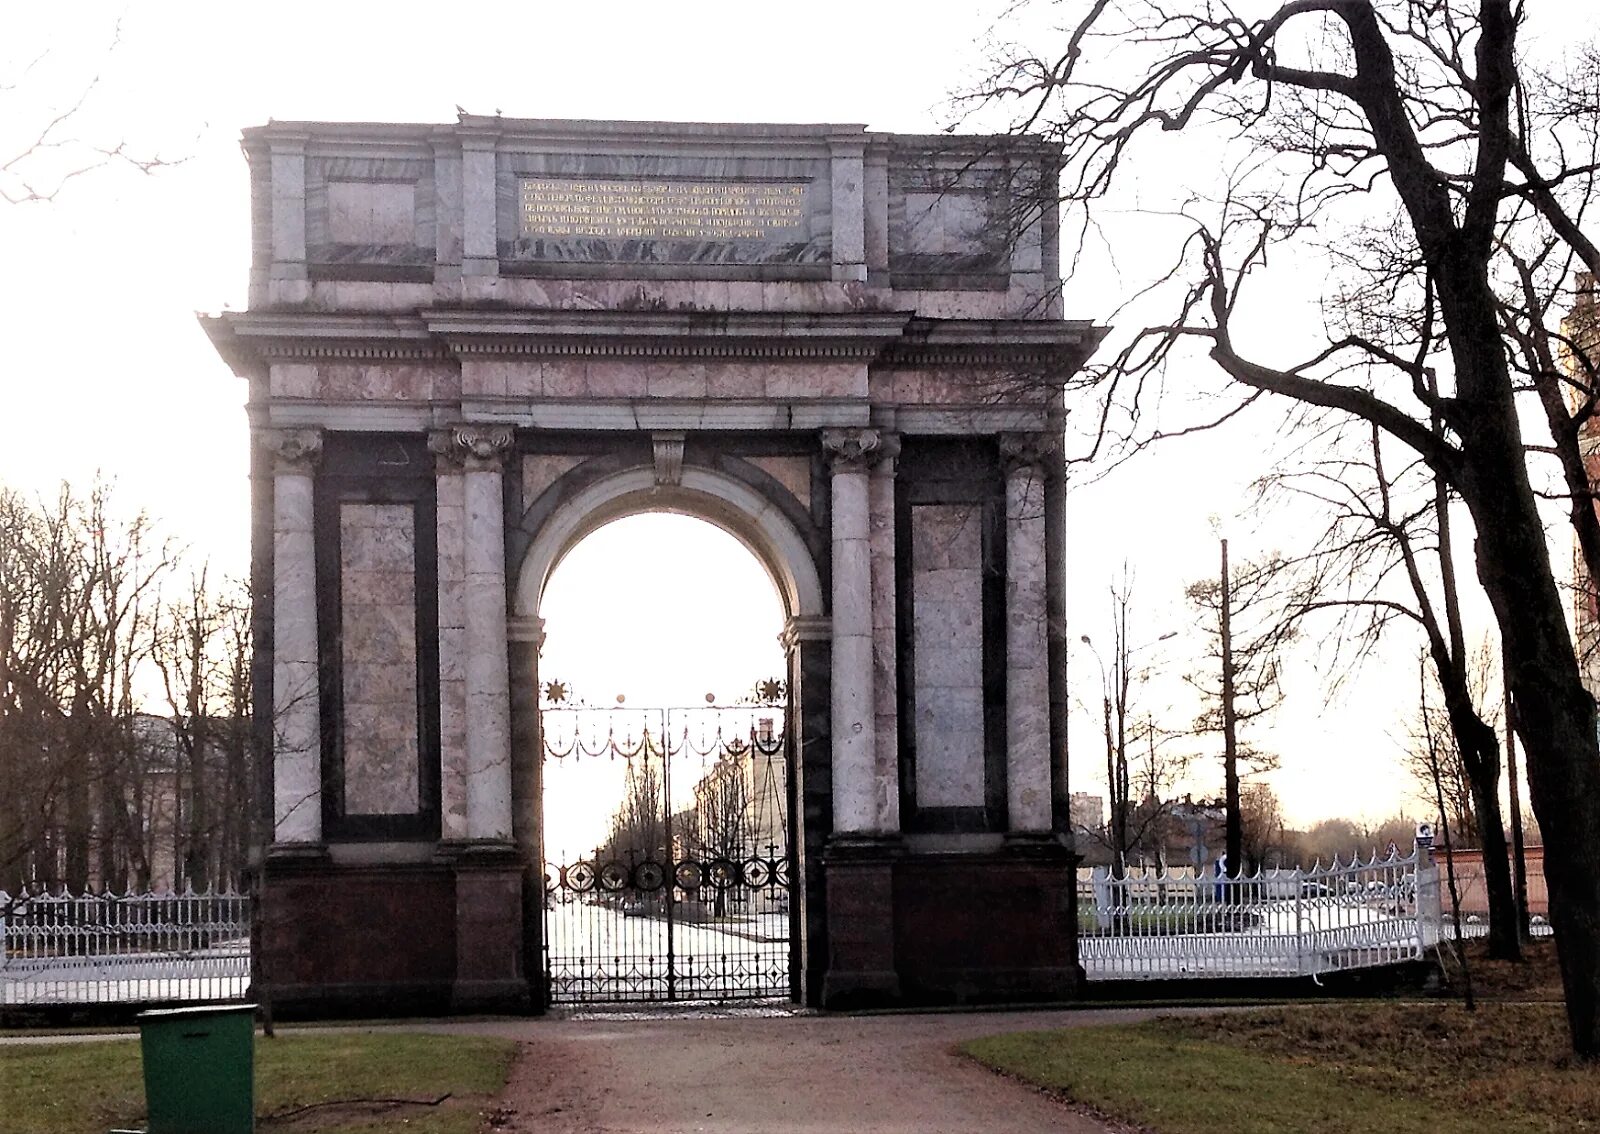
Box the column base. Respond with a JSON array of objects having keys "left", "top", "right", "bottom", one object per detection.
[
  {"left": 264, "top": 841, "right": 330, "bottom": 864},
  {"left": 822, "top": 968, "right": 901, "bottom": 1005},
  {"left": 1002, "top": 831, "right": 1074, "bottom": 858},
  {"left": 451, "top": 856, "right": 526, "bottom": 1013},
  {"left": 435, "top": 839, "right": 519, "bottom": 864},
  {"left": 822, "top": 835, "right": 902, "bottom": 1009},
  {"left": 451, "top": 977, "right": 531, "bottom": 1014}
]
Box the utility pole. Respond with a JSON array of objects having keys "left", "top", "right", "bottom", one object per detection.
[{"left": 1220, "top": 538, "right": 1241, "bottom": 879}]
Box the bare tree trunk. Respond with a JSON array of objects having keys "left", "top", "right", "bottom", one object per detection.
[
  {"left": 1506, "top": 680, "right": 1531, "bottom": 943},
  {"left": 1220, "top": 538, "right": 1240, "bottom": 878},
  {"left": 1458, "top": 409, "right": 1600, "bottom": 1055}
]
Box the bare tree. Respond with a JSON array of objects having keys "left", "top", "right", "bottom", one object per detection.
[
  {"left": 1080, "top": 575, "right": 1188, "bottom": 875},
  {"left": 692, "top": 745, "right": 752, "bottom": 917},
  {"left": 603, "top": 742, "right": 667, "bottom": 867},
  {"left": 1238, "top": 782, "right": 1286, "bottom": 869},
  {"left": 152, "top": 570, "right": 256, "bottom": 890},
  {"left": 1267, "top": 415, "right": 1522, "bottom": 956},
  {"left": 1185, "top": 539, "right": 1292, "bottom": 875},
  {"left": 0, "top": 480, "right": 252, "bottom": 893},
  {"left": 973, "top": 0, "right": 1600, "bottom": 1052},
  {"left": 1402, "top": 643, "right": 1508, "bottom": 851},
  {"left": 0, "top": 17, "right": 181, "bottom": 206}
]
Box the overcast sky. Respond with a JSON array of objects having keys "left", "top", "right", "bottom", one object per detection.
[{"left": 3, "top": 0, "right": 1563, "bottom": 836}]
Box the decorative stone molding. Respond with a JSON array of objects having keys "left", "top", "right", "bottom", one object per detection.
[
  {"left": 428, "top": 425, "right": 514, "bottom": 470},
  {"left": 506, "top": 616, "right": 547, "bottom": 649},
  {"left": 998, "top": 431, "right": 1059, "bottom": 477},
  {"left": 652, "top": 432, "right": 686, "bottom": 487},
  {"left": 256, "top": 428, "right": 324, "bottom": 474},
  {"left": 820, "top": 427, "right": 883, "bottom": 473},
  {"left": 780, "top": 614, "right": 833, "bottom": 651}
]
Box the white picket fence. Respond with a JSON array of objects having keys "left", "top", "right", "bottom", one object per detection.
[
  {"left": 0, "top": 886, "right": 251, "bottom": 1006},
  {"left": 1077, "top": 847, "right": 1444, "bottom": 980}
]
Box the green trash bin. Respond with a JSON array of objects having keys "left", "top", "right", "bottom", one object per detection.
[{"left": 134, "top": 1004, "right": 256, "bottom": 1134}]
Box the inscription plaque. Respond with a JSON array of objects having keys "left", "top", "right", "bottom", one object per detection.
[{"left": 520, "top": 178, "right": 809, "bottom": 242}]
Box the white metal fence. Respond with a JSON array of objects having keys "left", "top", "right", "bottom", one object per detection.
[
  {"left": 0, "top": 886, "right": 251, "bottom": 1006},
  {"left": 0, "top": 849, "right": 1485, "bottom": 1005},
  {"left": 1077, "top": 848, "right": 1444, "bottom": 980}
]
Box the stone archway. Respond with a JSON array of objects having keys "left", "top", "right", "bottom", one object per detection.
[
  {"left": 514, "top": 464, "right": 827, "bottom": 622},
  {"left": 510, "top": 462, "right": 828, "bottom": 1004},
  {"left": 206, "top": 115, "right": 1106, "bottom": 1016}
]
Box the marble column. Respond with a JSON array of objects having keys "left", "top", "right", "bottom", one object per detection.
[
  {"left": 999, "top": 432, "right": 1057, "bottom": 835},
  {"left": 427, "top": 431, "right": 471, "bottom": 842},
  {"left": 442, "top": 424, "right": 515, "bottom": 844},
  {"left": 259, "top": 428, "right": 323, "bottom": 846},
  {"left": 868, "top": 432, "right": 901, "bottom": 833},
  {"left": 821, "top": 427, "right": 880, "bottom": 835}
]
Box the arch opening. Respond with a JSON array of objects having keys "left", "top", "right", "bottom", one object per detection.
[{"left": 532, "top": 509, "right": 800, "bottom": 1004}]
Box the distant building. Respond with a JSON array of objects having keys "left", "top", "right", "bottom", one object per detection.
[
  {"left": 1164, "top": 796, "right": 1226, "bottom": 872},
  {"left": 1068, "top": 792, "right": 1104, "bottom": 836}
]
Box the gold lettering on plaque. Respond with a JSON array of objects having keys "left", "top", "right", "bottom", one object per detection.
[{"left": 519, "top": 179, "right": 809, "bottom": 241}]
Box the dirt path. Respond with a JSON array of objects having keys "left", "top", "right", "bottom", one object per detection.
[{"left": 434, "top": 1007, "right": 1164, "bottom": 1133}]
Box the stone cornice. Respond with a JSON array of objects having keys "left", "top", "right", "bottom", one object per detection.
[
  {"left": 424, "top": 309, "right": 913, "bottom": 362},
  {"left": 878, "top": 318, "right": 1106, "bottom": 370},
  {"left": 202, "top": 309, "right": 1110, "bottom": 373}
]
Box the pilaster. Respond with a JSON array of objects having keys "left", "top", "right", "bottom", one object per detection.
[
  {"left": 427, "top": 430, "right": 470, "bottom": 842},
  {"left": 436, "top": 424, "right": 515, "bottom": 844},
  {"left": 868, "top": 432, "right": 901, "bottom": 833},
  {"left": 460, "top": 130, "right": 500, "bottom": 279},
  {"left": 821, "top": 427, "right": 880, "bottom": 836},
  {"left": 258, "top": 428, "right": 324, "bottom": 848},
  {"left": 999, "top": 432, "right": 1056, "bottom": 836}
]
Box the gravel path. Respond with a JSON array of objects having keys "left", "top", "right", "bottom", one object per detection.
[{"left": 427, "top": 1006, "right": 1166, "bottom": 1133}]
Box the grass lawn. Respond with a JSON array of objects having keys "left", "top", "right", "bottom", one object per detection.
[
  {"left": 0, "top": 1030, "right": 517, "bottom": 1133},
  {"left": 963, "top": 998, "right": 1598, "bottom": 1134}
]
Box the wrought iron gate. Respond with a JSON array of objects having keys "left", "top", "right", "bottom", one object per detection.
[{"left": 539, "top": 680, "right": 796, "bottom": 1003}]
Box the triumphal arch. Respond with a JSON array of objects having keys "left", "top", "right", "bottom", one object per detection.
[{"left": 203, "top": 116, "right": 1104, "bottom": 1014}]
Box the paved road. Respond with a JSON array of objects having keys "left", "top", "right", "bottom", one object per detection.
[{"left": 411, "top": 1006, "right": 1175, "bottom": 1133}]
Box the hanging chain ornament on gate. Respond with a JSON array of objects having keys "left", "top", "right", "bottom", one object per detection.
[{"left": 539, "top": 680, "right": 795, "bottom": 1003}]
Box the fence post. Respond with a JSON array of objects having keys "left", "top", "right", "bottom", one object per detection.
[
  {"left": 1414, "top": 834, "right": 1441, "bottom": 951},
  {"left": 1092, "top": 866, "right": 1112, "bottom": 931},
  {"left": 1293, "top": 868, "right": 1305, "bottom": 976}
]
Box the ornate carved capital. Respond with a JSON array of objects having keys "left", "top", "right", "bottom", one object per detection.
[
  {"left": 870, "top": 431, "right": 902, "bottom": 477},
  {"left": 998, "top": 431, "right": 1059, "bottom": 477},
  {"left": 428, "top": 425, "right": 514, "bottom": 472},
  {"left": 820, "top": 427, "right": 882, "bottom": 474},
  {"left": 256, "top": 428, "right": 323, "bottom": 475}
]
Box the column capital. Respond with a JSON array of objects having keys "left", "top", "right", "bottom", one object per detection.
[
  {"left": 780, "top": 614, "right": 832, "bottom": 651},
  {"left": 820, "top": 427, "right": 883, "bottom": 473},
  {"left": 256, "top": 428, "right": 323, "bottom": 474},
  {"left": 429, "top": 425, "right": 514, "bottom": 471},
  {"left": 869, "top": 431, "right": 902, "bottom": 477},
  {"left": 507, "top": 615, "right": 546, "bottom": 649},
  {"left": 998, "top": 431, "right": 1059, "bottom": 477}
]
